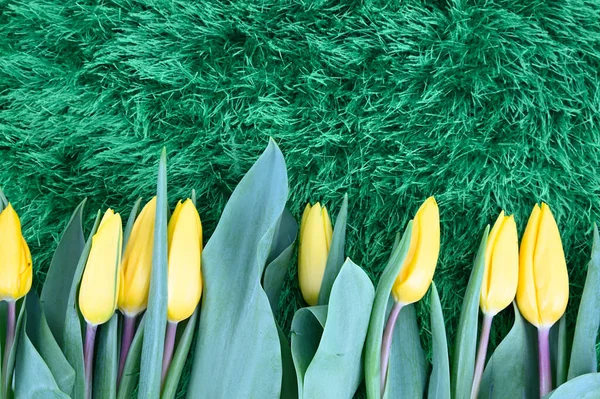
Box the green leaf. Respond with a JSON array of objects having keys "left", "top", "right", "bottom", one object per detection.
[
  {"left": 117, "top": 316, "right": 145, "bottom": 399},
  {"left": 94, "top": 313, "right": 118, "bottom": 399},
  {"left": 451, "top": 225, "right": 490, "bottom": 399},
  {"left": 187, "top": 140, "right": 288, "bottom": 398},
  {"left": 299, "top": 259, "right": 375, "bottom": 398},
  {"left": 263, "top": 209, "right": 298, "bottom": 314},
  {"left": 364, "top": 222, "right": 414, "bottom": 398},
  {"left": 14, "top": 320, "right": 70, "bottom": 399},
  {"left": 567, "top": 224, "right": 600, "bottom": 380},
  {"left": 5, "top": 297, "right": 27, "bottom": 398},
  {"left": 547, "top": 373, "right": 600, "bottom": 398},
  {"left": 428, "top": 282, "right": 450, "bottom": 399},
  {"left": 278, "top": 326, "right": 297, "bottom": 399},
  {"left": 139, "top": 148, "right": 168, "bottom": 398},
  {"left": 479, "top": 303, "right": 538, "bottom": 399},
  {"left": 384, "top": 302, "right": 427, "bottom": 399},
  {"left": 40, "top": 199, "right": 86, "bottom": 345},
  {"left": 291, "top": 306, "right": 327, "bottom": 398},
  {"left": 318, "top": 194, "right": 348, "bottom": 305},
  {"left": 551, "top": 316, "right": 568, "bottom": 386},
  {"left": 63, "top": 209, "right": 102, "bottom": 399},
  {"left": 25, "top": 292, "right": 75, "bottom": 396},
  {"left": 122, "top": 198, "right": 142, "bottom": 251},
  {"left": 161, "top": 307, "right": 199, "bottom": 399},
  {"left": 0, "top": 188, "right": 8, "bottom": 210}
]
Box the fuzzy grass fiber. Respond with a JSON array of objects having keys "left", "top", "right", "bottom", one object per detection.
[{"left": 2, "top": 0, "right": 600, "bottom": 397}]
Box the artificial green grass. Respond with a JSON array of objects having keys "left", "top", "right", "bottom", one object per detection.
[{"left": 2, "top": 0, "right": 600, "bottom": 397}]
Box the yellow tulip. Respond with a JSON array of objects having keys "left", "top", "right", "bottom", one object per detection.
[
  {"left": 79, "top": 209, "right": 123, "bottom": 325},
  {"left": 392, "top": 197, "right": 440, "bottom": 304},
  {"left": 517, "top": 203, "right": 569, "bottom": 327},
  {"left": 0, "top": 204, "right": 32, "bottom": 301},
  {"left": 167, "top": 199, "right": 202, "bottom": 323},
  {"left": 480, "top": 211, "right": 519, "bottom": 315},
  {"left": 298, "top": 202, "right": 333, "bottom": 306},
  {"left": 118, "top": 197, "right": 156, "bottom": 316}
]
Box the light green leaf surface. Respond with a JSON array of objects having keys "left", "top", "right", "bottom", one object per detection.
[
  {"left": 364, "top": 223, "right": 413, "bottom": 399},
  {"left": 3, "top": 297, "right": 27, "bottom": 398},
  {"left": 161, "top": 308, "right": 199, "bottom": 399},
  {"left": 451, "top": 226, "right": 489, "bottom": 399},
  {"left": 318, "top": 194, "right": 348, "bottom": 305},
  {"left": 567, "top": 224, "right": 600, "bottom": 380},
  {"left": 263, "top": 209, "right": 298, "bottom": 314},
  {"left": 40, "top": 199, "right": 86, "bottom": 345},
  {"left": 117, "top": 316, "right": 145, "bottom": 399},
  {"left": 479, "top": 303, "right": 538, "bottom": 399},
  {"left": 278, "top": 326, "right": 297, "bottom": 399},
  {"left": 300, "top": 259, "right": 374, "bottom": 398},
  {"left": 291, "top": 306, "right": 327, "bottom": 398},
  {"left": 428, "top": 282, "right": 450, "bottom": 399},
  {"left": 25, "top": 292, "right": 75, "bottom": 396},
  {"left": 138, "top": 148, "right": 168, "bottom": 398},
  {"left": 94, "top": 313, "right": 118, "bottom": 399},
  {"left": 187, "top": 140, "right": 288, "bottom": 399},
  {"left": 0, "top": 189, "right": 8, "bottom": 210},
  {"left": 551, "top": 316, "right": 568, "bottom": 387},
  {"left": 547, "top": 373, "right": 600, "bottom": 398},
  {"left": 122, "top": 198, "right": 142, "bottom": 251}
]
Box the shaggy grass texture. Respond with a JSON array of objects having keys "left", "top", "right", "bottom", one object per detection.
[{"left": 2, "top": 0, "right": 600, "bottom": 396}]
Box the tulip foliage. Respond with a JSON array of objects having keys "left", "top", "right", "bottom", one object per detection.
[{"left": 1, "top": 140, "right": 600, "bottom": 399}]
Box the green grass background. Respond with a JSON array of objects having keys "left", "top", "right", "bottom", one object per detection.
[{"left": 2, "top": 0, "right": 600, "bottom": 396}]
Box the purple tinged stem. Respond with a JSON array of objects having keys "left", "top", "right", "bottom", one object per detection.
[
  {"left": 2, "top": 300, "right": 16, "bottom": 398},
  {"left": 84, "top": 323, "right": 98, "bottom": 399},
  {"left": 117, "top": 314, "right": 136, "bottom": 386},
  {"left": 470, "top": 313, "right": 494, "bottom": 399},
  {"left": 161, "top": 321, "right": 178, "bottom": 387},
  {"left": 538, "top": 326, "right": 552, "bottom": 397},
  {"left": 380, "top": 301, "right": 404, "bottom": 398}
]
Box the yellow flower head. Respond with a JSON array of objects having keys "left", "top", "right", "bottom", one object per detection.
[
  {"left": 0, "top": 204, "right": 32, "bottom": 301},
  {"left": 79, "top": 209, "right": 123, "bottom": 325},
  {"left": 480, "top": 211, "right": 519, "bottom": 315},
  {"left": 517, "top": 203, "right": 569, "bottom": 327},
  {"left": 167, "top": 199, "right": 202, "bottom": 323},
  {"left": 118, "top": 197, "right": 156, "bottom": 316},
  {"left": 392, "top": 197, "right": 440, "bottom": 304},
  {"left": 298, "top": 202, "right": 333, "bottom": 306}
]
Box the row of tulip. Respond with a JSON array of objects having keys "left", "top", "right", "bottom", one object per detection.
[{"left": 0, "top": 140, "right": 599, "bottom": 399}]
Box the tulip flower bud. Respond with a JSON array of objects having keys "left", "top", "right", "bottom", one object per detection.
[
  {"left": 167, "top": 199, "right": 202, "bottom": 323},
  {"left": 79, "top": 209, "right": 123, "bottom": 326},
  {"left": 480, "top": 211, "right": 519, "bottom": 315},
  {"left": 118, "top": 197, "right": 156, "bottom": 317},
  {"left": 392, "top": 197, "right": 440, "bottom": 304},
  {"left": 0, "top": 204, "right": 32, "bottom": 301},
  {"left": 517, "top": 203, "right": 568, "bottom": 327},
  {"left": 298, "top": 202, "right": 333, "bottom": 306}
]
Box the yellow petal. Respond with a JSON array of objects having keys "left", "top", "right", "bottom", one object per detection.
[
  {"left": 167, "top": 199, "right": 202, "bottom": 323},
  {"left": 79, "top": 210, "right": 123, "bottom": 325},
  {"left": 480, "top": 213, "right": 519, "bottom": 315},
  {"left": 392, "top": 197, "right": 440, "bottom": 304},
  {"left": 118, "top": 197, "right": 156, "bottom": 316},
  {"left": 0, "top": 204, "right": 32, "bottom": 300},
  {"left": 298, "top": 203, "right": 331, "bottom": 306},
  {"left": 168, "top": 200, "right": 184, "bottom": 250}
]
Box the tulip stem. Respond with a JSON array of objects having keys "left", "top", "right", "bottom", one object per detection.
[
  {"left": 2, "top": 300, "right": 16, "bottom": 396},
  {"left": 161, "top": 321, "right": 178, "bottom": 386},
  {"left": 117, "top": 314, "right": 136, "bottom": 386},
  {"left": 470, "top": 313, "right": 494, "bottom": 399},
  {"left": 538, "top": 326, "right": 552, "bottom": 397},
  {"left": 84, "top": 323, "right": 98, "bottom": 399},
  {"left": 380, "top": 301, "right": 404, "bottom": 398}
]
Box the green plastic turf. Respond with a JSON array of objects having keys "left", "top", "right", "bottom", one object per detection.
[{"left": 2, "top": 0, "right": 600, "bottom": 397}]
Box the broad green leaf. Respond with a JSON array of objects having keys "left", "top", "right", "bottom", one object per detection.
[
  {"left": 551, "top": 316, "right": 568, "bottom": 386},
  {"left": 94, "top": 313, "right": 118, "bottom": 399},
  {"left": 302, "top": 259, "right": 375, "bottom": 398},
  {"left": 318, "top": 194, "right": 348, "bottom": 305},
  {"left": 364, "top": 223, "right": 414, "bottom": 398},
  {"left": 291, "top": 306, "right": 328, "bottom": 397},
  {"left": 0, "top": 188, "right": 8, "bottom": 210},
  {"left": 122, "top": 198, "right": 142, "bottom": 251},
  {"left": 63, "top": 210, "right": 101, "bottom": 399},
  {"left": 547, "top": 372, "right": 600, "bottom": 398},
  {"left": 117, "top": 316, "right": 145, "bottom": 399},
  {"left": 40, "top": 199, "right": 86, "bottom": 345},
  {"left": 25, "top": 292, "right": 75, "bottom": 395},
  {"left": 278, "top": 326, "right": 297, "bottom": 399},
  {"left": 263, "top": 209, "right": 298, "bottom": 314},
  {"left": 139, "top": 148, "right": 168, "bottom": 398},
  {"left": 161, "top": 307, "right": 199, "bottom": 399},
  {"left": 187, "top": 140, "right": 288, "bottom": 398},
  {"left": 568, "top": 224, "right": 600, "bottom": 380},
  {"left": 428, "top": 282, "right": 450, "bottom": 399},
  {"left": 14, "top": 321, "right": 70, "bottom": 399},
  {"left": 451, "top": 226, "right": 490, "bottom": 399},
  {"left": 4, "top": 297, "right": 27, "bottom": 398},
  {"left": 479, "top": 303, "right": 538, "bottom": 399},
  {"left": 384, "top": 302, "right": 427, "bottom": 399}
]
